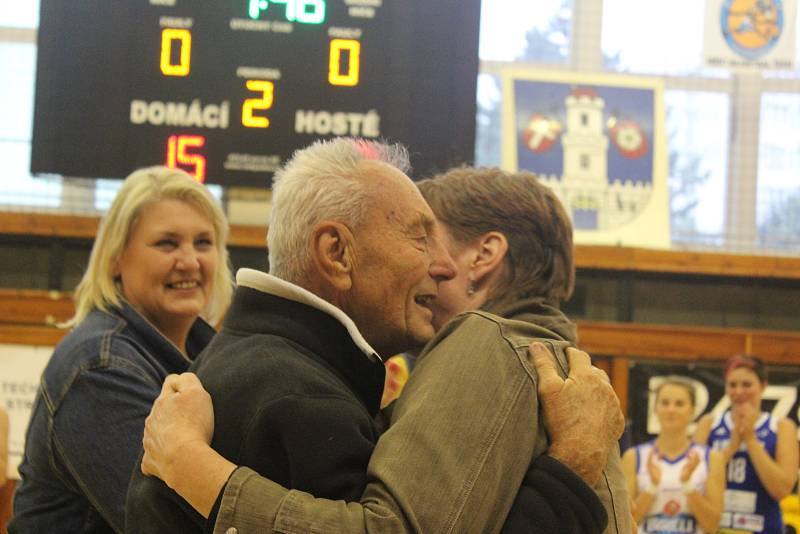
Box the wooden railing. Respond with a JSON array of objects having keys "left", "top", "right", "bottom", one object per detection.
[
  {"left": 3, "top": 212, "right": 800, "bottom": 279},
  {"left": 3, "top": 288, "right": 798, "bottom": 414},
  {"left": 0, "top": 212, "right": 266, "bottom": 249},
  {"left": 578, "top": 322, "right": 800, "bottom": 414},
  {"left": 4, "top": 288, "right": 799, "bottom": 356}
]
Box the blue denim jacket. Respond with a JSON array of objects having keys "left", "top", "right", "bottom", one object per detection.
[{"left": 9, "top": 303, "right": 215, "bottom": 534}]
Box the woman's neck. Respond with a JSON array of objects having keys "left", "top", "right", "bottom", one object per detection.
[
  {"left": 159, "top": 320, "right": 192, "bottom": 358},
  {"left": 655, "top": 431, "right": 691, "bottom": 458}
]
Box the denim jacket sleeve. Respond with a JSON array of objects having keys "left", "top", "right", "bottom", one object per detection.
[
  {"left": 213, "top": 313, "right": 542, "bottom": 534},
  {"left": 52, "top": 360, "right": 161, "bottom": 532}
]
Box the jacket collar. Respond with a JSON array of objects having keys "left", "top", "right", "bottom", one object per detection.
[
  {"left": 491, "top": 297, "right": 577, "bottom": 344},
  {"left": 116, "top": 300, "right": 216, "bottom": 362},
  {"left": 230, "top": 268, "right": 384, "bottom": 415},
  {"left": 236, "top": 268, "right": 381, "bottom": 362}
]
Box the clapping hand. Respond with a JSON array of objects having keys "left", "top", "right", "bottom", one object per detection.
[
  {"left": 732, "top": 403, "right": 758, "bottom": 441},
  {"left": 679, "top": 449, "right": 700, "bottom": 483},
  {"left": 646, "top": 449, "right": 662, "bottom": 486}
]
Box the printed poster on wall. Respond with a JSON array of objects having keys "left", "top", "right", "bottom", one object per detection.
[
  {"left": 0, "top": 344, "right": 53, "bottom": 479},
  {"left": 626, "top": 360, "right": 800, "bottom": 450},
  {"left": 501, "top": 70, "right": 670, "bottom": 248},
  {"left": 704, "top": 0, "right": 797, "bottom": 71}
]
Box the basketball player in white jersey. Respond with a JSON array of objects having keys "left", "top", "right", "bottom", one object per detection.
[{"left": 624, "top": 377, "right": 725, "bottom": 533}]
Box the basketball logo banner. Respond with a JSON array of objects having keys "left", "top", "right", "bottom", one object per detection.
[{"left": 704, "top": 0, "right": 797, "bottom": 71}]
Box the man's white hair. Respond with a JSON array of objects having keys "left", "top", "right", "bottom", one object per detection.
[{"left": 268, "top": 138, "right": 410, "bottom": 283}]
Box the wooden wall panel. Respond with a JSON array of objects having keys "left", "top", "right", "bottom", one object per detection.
[
  {"left": 0, "top": 289, "right": 73, "bottom": 326},
  {"left": 2, "top": 290, "right": 799, "bottom": 363},
  {"left": 0, "top": 212, "right": 267, "bottom": 249},
  {"left": 577, "top": 321, "right": 800, "bottom": 366},
  {"left": 0, "top": 325, "right": 66, "bottom": 346},
  {"left": 611, "top": 358, "right": 630, "bottom": 415},
  {"left": 3, "top": 212, "right": 799, "bottom": 279}
]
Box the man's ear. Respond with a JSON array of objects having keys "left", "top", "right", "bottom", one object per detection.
[
  {"left": 470, "top": 231, "right": 509, "bottom": 284},
  {"left": 310, "top": 221, "right": 354, "bottom": 291}
]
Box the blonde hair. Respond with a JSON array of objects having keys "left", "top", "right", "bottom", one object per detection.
[
  {"left": 68, "top": 166, "right": 233, "bottom": 327},
  {"left": 268, "top": 138, "right": 410, "bottom": 283}
]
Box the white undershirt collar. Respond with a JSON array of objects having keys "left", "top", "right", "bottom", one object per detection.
[{"left": 235, "top": 268, "right": 381, "bottom": 362}]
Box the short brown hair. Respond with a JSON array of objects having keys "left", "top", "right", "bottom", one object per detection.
[{"left": 417, "top": 167, "right": 574, "bottom": 310}]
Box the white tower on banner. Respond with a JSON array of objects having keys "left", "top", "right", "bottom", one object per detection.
[
  {"left": 561, "top": 88, "right": 609, "bottom": 189},
  {"left": 537, "top": 87, "right": 653, "bottom": 230}
]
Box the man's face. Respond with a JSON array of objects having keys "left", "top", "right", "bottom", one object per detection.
[
  {"left": 344, "top": 162, "right": 456, "bottom": 355},
  {"left": 427, "top": 223, "right": 479, "bottom": 331}
]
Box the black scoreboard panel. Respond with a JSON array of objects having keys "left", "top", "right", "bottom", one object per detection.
[{"left": 31, "top": 0, "right": 480, "bottom": 186}]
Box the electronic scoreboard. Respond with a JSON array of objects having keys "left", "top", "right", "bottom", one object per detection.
[{"left": 31, "top": 0, "right": 480, "bottom": 186}]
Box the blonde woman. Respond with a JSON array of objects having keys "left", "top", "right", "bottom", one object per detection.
[
  {"left": 10, "top": 167, "right": 232, "bottom": 534},
  {"left": 623, "top": 378, "right": 725, "bottom": 533}
]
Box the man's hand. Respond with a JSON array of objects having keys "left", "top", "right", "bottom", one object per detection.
[
  {"left": 529, "top": 342, "right": 624, "bottom": 486},
  {"left": 141, "top": 372, "right": 214, "bottom": 488}
]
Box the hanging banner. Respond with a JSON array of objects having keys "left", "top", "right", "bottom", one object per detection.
[
  {"left": 626, "top": 359, "right": 800, "bottom": 450},
  {"left": 0, "top": 344, "right": 53, "bottom": 479},
  {"left": 501, "top": 70, "right": 670, "bottom": 248},
  {"left": 704, "top": 0, "right": 797, "bottom": 71}
]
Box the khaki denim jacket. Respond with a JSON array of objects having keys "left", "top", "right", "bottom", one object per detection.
[{"left": 212, "top": 302, "right": 632, "bottom": 534}]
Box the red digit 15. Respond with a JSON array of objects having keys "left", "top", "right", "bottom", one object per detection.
[{"left": 166, "top": 135, "right": 206, "bottom": 182}]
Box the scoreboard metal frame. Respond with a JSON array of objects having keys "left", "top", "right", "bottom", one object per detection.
[{"left": 31, "top": 0, "right": 480, "bottom": 186}]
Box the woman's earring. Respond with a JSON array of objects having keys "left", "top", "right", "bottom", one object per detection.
[{"left": 467, "top": 277, "right": 476, "bottom": 297}]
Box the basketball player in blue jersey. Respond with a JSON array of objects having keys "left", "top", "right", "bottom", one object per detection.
[
  {"left": 694, "top": 355, "right": 799, "bottom": 534},
  {"left": 624, "top": 377, "right": 725, "bottom": 533}
]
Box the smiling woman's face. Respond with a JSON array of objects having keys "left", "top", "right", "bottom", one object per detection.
[
  {"left": 115, "top": 199, "right": 218, "bottom": 338},
  {"left": 725, "top": 366, "right": 765, "bottom": 410}
]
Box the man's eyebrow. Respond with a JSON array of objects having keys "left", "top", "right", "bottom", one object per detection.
[{"left": 408, "top": 213, "right": 435, "bottom": 233}]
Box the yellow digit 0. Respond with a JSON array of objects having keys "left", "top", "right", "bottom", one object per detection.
[
  {"left": 160, "top": 29, "right": 192, "bottom": 77},
  {"left": 329, "top": 39, "right": 360, "bottom": 86}
]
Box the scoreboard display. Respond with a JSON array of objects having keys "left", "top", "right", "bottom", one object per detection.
[{"left": 31, "top": 0, "right": 480, "bottom": 186}]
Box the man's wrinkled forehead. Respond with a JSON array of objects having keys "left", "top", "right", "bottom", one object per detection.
[
  {"left": 409, "top": 210, "right": 436, "bottom": 234},
  {"left": 378, "top": 189, "right": 436, "bottom": 234}
]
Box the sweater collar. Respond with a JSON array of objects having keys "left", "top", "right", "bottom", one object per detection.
[{"left": 236, "top": 268, "right": 381, "bottom": 362}]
